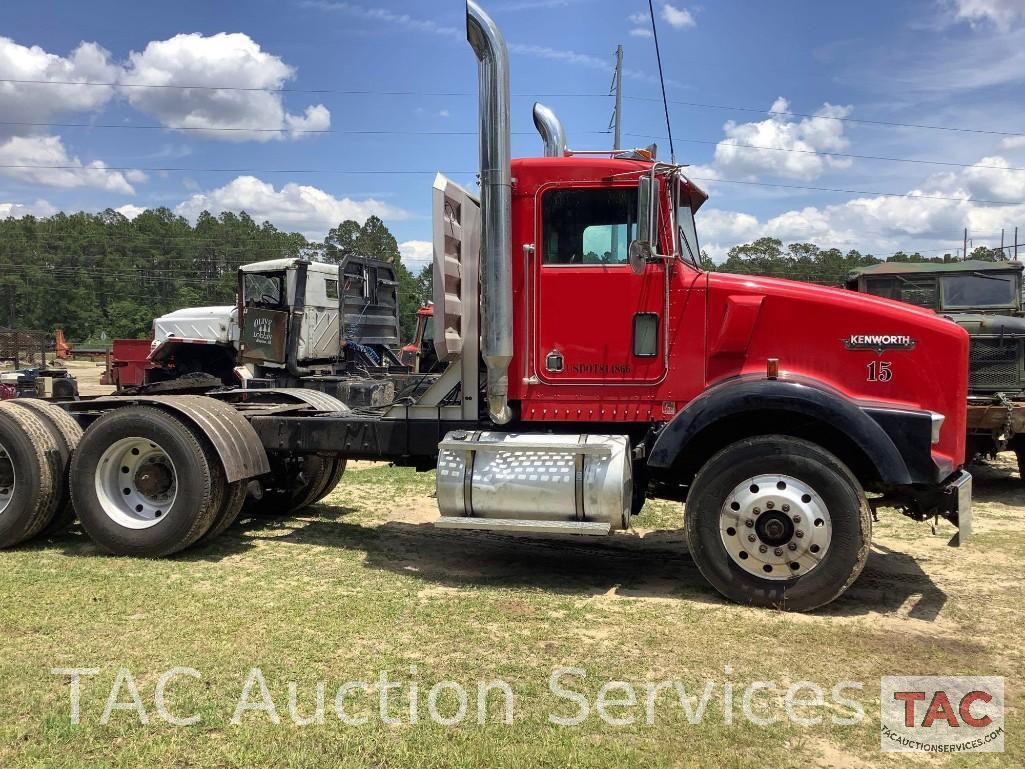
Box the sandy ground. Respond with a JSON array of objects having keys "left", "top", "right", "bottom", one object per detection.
[
  {"left": 0, "top": 357, "right": 114, "bottom": 397},
  {"left": 61, "top": 358, "right": 115, "bottom": 397}
]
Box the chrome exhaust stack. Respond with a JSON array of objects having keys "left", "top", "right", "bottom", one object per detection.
[
  {"left": 532, "top": 102, "right": 568, "bottom": 157},
  {"left": 467, "top": 0, "right": 513, "bottom": 425}
]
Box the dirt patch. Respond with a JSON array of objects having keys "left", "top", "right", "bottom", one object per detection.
[
  {"left": 802, "top": 738, "right": 880, "bottom": 769},
  {"left": 62, "top": 359, "right": 114, "bottom": 397}
]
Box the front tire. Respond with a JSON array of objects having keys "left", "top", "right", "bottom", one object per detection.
[{"left": 684, "top": 435, "right": 871, "bottom": 611}]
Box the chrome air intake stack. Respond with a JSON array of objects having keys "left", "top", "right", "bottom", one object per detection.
[{"left": 467, "top": 0, "right": 513, "bottom": 425}]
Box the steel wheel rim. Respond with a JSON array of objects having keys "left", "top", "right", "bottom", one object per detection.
[
  {"left": 95, "top": 437, "right": 177, "bottom": 529},
  {"left": 0, "top": 441, "right": 14, "bottom": 516},
  {"left": 719, "top": 474, "right": 832, "bottom": 581}
]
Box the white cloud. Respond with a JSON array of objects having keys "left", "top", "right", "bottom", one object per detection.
[
  {"left": 629, "top": 27, "right": 653, "bottom": 38},
  {"left": 0, "top": 135, "right": 141, "bottom": 193},
  {"left": 943, "top": 155, "right": 1025, "bottom": 200},
  {"left": 121, "top": 33, "right": 330, "bottom": 142},
  {"left": 660, "top": 3, "right": 692, "bottom": 29},
  {"left": 661, "top": 3, "right": 696, "bottom": 29},
  {"left": 174, "top": 176, "right": 410, "bottom": 239},
  {"left": 948, "top": 0, "right": 1025, "bottom": 30},
  {"left": 0, "top": 199, "right": 56, "bottom": 218},
  {"left": 0, "top": 37, "right": 119, "bottom": 139},
  {"left": 399, "top": 240, "right": 433, "bottom": 272},
  {"left": 711, "top": 98, "right": 853, "bottom": 181},
  {"left": 999, "top": 135, "right": 1025, "bottom": 150},
  {"left": 114, "top": 204, "right": 146, "bottom": 219},
  {"left": 699, "top": 153, "right": 1025, "bottom": 262}
]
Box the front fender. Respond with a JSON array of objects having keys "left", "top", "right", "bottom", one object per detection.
[{"left": 648, "top": 376, "right": 939, "bottom": 486}]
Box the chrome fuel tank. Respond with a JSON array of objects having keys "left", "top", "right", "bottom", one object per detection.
[{"left": 436, "top": 432, "right": 632, "bottom": 530}]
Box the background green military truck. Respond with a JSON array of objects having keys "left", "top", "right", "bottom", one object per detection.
[{"left": 848, "top": 259, "right": 1025, "bottom": 477}]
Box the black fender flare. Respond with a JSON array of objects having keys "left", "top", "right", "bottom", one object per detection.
[{"left": 647, "top": 377, "right": 917, "bottom": 485}]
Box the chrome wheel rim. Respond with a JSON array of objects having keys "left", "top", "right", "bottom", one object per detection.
[
  {"left": 95, "top": 437, "right": 177, "bottom": 529},
  {"left": 0, "top": 441, "right": 14, "bottom": 516},
  {"left": 719, "top": 474, "right": 832, "bottom": 581}
]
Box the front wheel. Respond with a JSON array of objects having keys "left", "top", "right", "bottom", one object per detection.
[{"left": 684, "top": 435, "right": 871, "bottom": 612}]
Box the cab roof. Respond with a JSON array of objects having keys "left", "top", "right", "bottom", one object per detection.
[
  {"left": 511, "top": 155, "right": 709, "bottom": 211},
  {"left": 239, "top": 258, "right": 339, "bottom": 274}
]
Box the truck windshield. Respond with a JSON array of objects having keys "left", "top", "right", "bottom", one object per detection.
[
  {"left": 941, "top": 273, "right": 1017, "bottom": 309},
  {"left": 674, "top": 175, "right": 701, "bottom": 269},
  {"left": 677, "top": 204, "right": 700, "bottom": 268},
  {"left": 243, "top": 272, "right": 285, "bottom": 307}
]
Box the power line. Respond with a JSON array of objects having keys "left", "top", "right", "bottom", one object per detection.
[
  {"left": 647, "top": 0, "right": 675, "bottom": 162},
  {"left": 0, "top": 119, "right": 614, "bottom": 137},
  {"left": 0, "top": 78, "right": 609, "bottom": 100},
  {"left": 628, "top": 96, "right": 1025, "bottom": 140},
  {"left": 9, "top": 115, "right": 1025, "bottom": 176},
  {"left": 625, "top": 133, "right": 1025, "bottom": 174},
  {"left": 684, "top": 175, "right": 1024, "bottom": 206},
  {"left": 0, "top": 161, "right": 1016, "bottom": 206},
  {"left": 4, "top": 76, "right": 1024, "bottom": 139}
]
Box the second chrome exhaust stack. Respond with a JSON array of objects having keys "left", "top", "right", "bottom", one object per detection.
[
  {"left": 532, "top": 102, "right": 568, "bottom": 157},
  {"left": 467, "top": 0, "right": 513, "bottom": 424}
]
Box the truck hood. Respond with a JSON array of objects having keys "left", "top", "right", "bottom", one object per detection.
[
  {"left": 705, "top": 271, "right": 969, "bottom": 466},
  {"left": 152, "top": 305, "right": 236, "bottom": 345}
]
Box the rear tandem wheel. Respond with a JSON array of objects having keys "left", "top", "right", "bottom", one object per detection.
[
  {"left": 70, "top": 406, "right": 230, "bottom": 557},
  {"left": 0, "top": 403, "right": 63, "bottom": 548}
]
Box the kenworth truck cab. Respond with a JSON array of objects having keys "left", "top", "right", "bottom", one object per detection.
[{"left": 0, "top": 1, "right": 970, "bottom": 612}]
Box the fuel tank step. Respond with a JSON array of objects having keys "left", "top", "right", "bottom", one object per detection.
[{"left": 434, "top": 517, "right": 612, "bottom": 535}]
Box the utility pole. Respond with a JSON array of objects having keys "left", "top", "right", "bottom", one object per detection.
[
  {"left": 612, "top": 45, "right": 623, "bottom": 150},
  {"left": 1001, "top": 228, "right": 1005, "bottom": 254},
  {"left": 1017, "top": 227, "right": 1019, "bottom": 260},
  {"left": 963, "top": 228, "right": 968, "bottom": 261},
  {"left": 610, "top": 44, "right": 624, "bottom": 259}
]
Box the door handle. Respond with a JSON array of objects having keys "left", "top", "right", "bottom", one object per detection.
[{"left": 545, "top": 349, "right": 564, "bottom": 373}]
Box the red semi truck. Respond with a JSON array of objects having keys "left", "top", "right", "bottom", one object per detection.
[{"left": 0, "top": 1, "right": 969, "bottom": 611}]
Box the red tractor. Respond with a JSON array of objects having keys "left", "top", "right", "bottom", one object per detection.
[{"left": 0, "top": 1, "right": 970, "bottom": 612}]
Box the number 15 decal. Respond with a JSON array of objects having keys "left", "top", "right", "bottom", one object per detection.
[{"left": 867, "top": 360, "right": 892, "bottom": 382}]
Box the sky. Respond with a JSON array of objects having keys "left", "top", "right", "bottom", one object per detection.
[{"left": 2, "top": 0, "right": 1025, "bottom": 273}]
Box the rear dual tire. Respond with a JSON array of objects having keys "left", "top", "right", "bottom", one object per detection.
[
  {"left": 9, "top": 399, "right": 83, "bottom": 537},
  {"left": 70, "top": 406, "right": 225, "bottom": 557},
  {"left": 0, "top": 403, "right": 64, "bottom": 548}
]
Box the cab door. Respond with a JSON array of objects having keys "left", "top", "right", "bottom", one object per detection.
[{"left": 532, "top": 183, "right": 667, "bottom": 385}]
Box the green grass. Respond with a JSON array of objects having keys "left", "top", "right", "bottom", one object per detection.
[{"left": 1, "top": 462, "right": 1022, "bottom": 768}]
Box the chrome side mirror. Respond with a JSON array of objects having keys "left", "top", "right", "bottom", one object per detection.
[{"left": 630, "top": 173, "right": 656, "bottom": 275}]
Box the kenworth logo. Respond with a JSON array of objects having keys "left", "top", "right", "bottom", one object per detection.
[{"left": 843, "top": 334, "right": 917, "bottom": 354}]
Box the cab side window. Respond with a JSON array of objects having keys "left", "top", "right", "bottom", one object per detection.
[{"left": 542, "top": 187, "right": 638, "bottom": 265}]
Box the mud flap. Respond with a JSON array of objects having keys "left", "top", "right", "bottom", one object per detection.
[{"left": 945, "top": 470, "right": 972, "bottom": 547}]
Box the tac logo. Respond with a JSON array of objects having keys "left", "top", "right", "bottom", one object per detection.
[{"left": 880, "top": 676, "right": 1004, "bottom": 753}]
